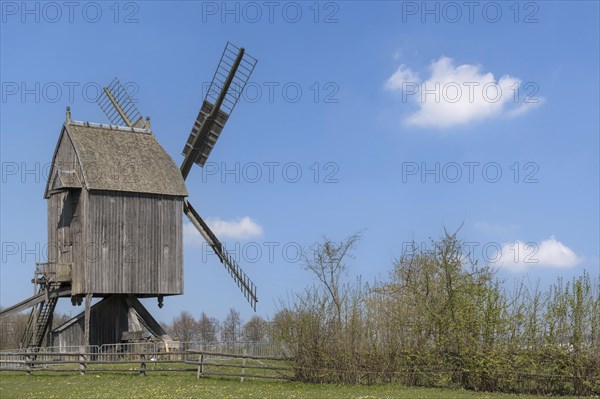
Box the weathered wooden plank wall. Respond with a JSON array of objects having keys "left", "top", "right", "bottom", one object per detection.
[{"left": 84, "top": 191, "right": 183, "bottom": 295}]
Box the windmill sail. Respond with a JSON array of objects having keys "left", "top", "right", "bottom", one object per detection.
[
  {"left": 97, "top": 78, "right": 146, "bottom": 128},
  {"left": 179, "top": 43, "right": 259, "bottom": 311},
  {"left": 181, "top": 100, "right": 229, "bottom": 168},
  {"left": 183, "top": 200, "right": 258, "bottom": 311},
  {"left": 203, "top": 42, "right": 257, "bottom": 116},
  {"left": 181, "top": 42, "right": 257, "bottom": 178}
]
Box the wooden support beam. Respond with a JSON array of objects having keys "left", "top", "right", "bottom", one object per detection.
[
  {"left": 0, "top": 286, "right": 71, "bottom": 319},
  {"left": 83, "top": 293, "right": 92, "bottom": 347},
  {"left": 46, "top": 310, "right": 54, "bottom": 347},
  {"left": 125, "top": 295, "right": 171, "bottom": 341}
]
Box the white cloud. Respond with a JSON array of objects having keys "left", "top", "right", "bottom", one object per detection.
[
  {"left": 386, "top": 64, "right": 419, "bottom": 90},
  {"left": 385, "top": 56, "right": 542, "bottom": 128},
  {"left": 207, "top": 217, "right": 263, "bottom": 239},
  {"left": 495, "top": 236, "right": 582, "bottom": 272},
  {"left": 183, "top": 217, "right": 263, "bottom": 245},
  {"left": 506, "top": 99, "right": 544, "bottom": 118}
]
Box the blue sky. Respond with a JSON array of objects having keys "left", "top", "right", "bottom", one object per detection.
[{"left": 1, "top": 1, "right": 598, "bottom": 323}]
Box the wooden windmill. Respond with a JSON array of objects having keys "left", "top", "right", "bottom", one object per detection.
[{"left": 0, "top": 43, "right": 258, "bottom": 348}]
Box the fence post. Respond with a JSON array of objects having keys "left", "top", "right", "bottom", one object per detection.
[
  {"left": 140, "top": 353, "right": 146, "bottom": 377},
  {"left": 197, "top": 353, "right": 204, "bottom": 379},
  {"left": 241, "top": 349, "right": 247, "bottom": 383},
  {"left": 25, "top": 353, "right": 32, "bottom": 376},
  {"left": 79, "top": 346, "right": 86, "bottom": 376}
]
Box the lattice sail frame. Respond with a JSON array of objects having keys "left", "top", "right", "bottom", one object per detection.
[
  {"left": 97, "top": 78, "right": 145, "bottom": 128},
  {"left": 181, "top": 42, "right": 257, "bottom": 168},
  {"left": 204, "top": 42, "right": 257, "bottom": 115}
]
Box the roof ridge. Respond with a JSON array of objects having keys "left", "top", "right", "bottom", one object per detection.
[{"left": 68, "top": 119, "right": 152, "bottom": 134}]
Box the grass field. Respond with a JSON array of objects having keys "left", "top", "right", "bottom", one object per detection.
[{"left": 0, "top": 373, "right": 588, "bottom": 399}]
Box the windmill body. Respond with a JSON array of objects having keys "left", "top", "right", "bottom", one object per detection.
[
  {"left": 45, "top": 121, "right": 187, "bottom": 298},
  {"left": 0, "top": 43, "right": 259, "bottom": 349},
  {"left": 36, "top": 119, "right": 187, "bottom": 347}
]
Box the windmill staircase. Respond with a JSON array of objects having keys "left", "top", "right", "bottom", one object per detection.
[{"left": 20, "top": 264, "right": 65, "bottom": 349}]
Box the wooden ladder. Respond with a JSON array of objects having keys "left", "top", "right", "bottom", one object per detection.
[{"left": 21, "top": 282, "right": 61, "bottom": 348}]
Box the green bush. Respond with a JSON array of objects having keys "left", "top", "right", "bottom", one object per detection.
[{"left": 273, "top": 230, "right": 600, "bottom": 396}]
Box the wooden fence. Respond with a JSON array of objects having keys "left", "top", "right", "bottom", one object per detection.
[
  {"left": 0, "top": 349, "right": 293, "bottom": 381},
  {"left": 190, "top": 350, "right": 293, "bottom": 381}
]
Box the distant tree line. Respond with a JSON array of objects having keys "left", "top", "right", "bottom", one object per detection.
[
  {"left": 0, "top": 306, "right": 271, "bottom": 351},
  {"left": 270, "top": 230, "right": 600, "bottom": 396},
  {"left": 162, "top": 309, "right": 271, "bottom": 344}
]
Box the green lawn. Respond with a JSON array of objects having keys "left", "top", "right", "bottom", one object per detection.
[{"left": 0, "top": 372, "right": 588, "bottom": 399}]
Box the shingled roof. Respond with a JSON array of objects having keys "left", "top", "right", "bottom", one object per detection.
[{"left": 44, "top": 121, "right": 188, "bottom": 198}]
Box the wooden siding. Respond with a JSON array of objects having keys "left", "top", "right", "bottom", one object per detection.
[{"left": 82, "top": 191, "right": 183, "bottom": 295}]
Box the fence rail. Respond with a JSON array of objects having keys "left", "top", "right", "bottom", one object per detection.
[
  {"left": 0, "top": 341, "right": 286, "bottom": 362},
  {"left": 0, "top": 342, "right": 294, "bottom": 381},
  {"left": 189, "top": 349, "right": 293, "bottom": 381}
]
